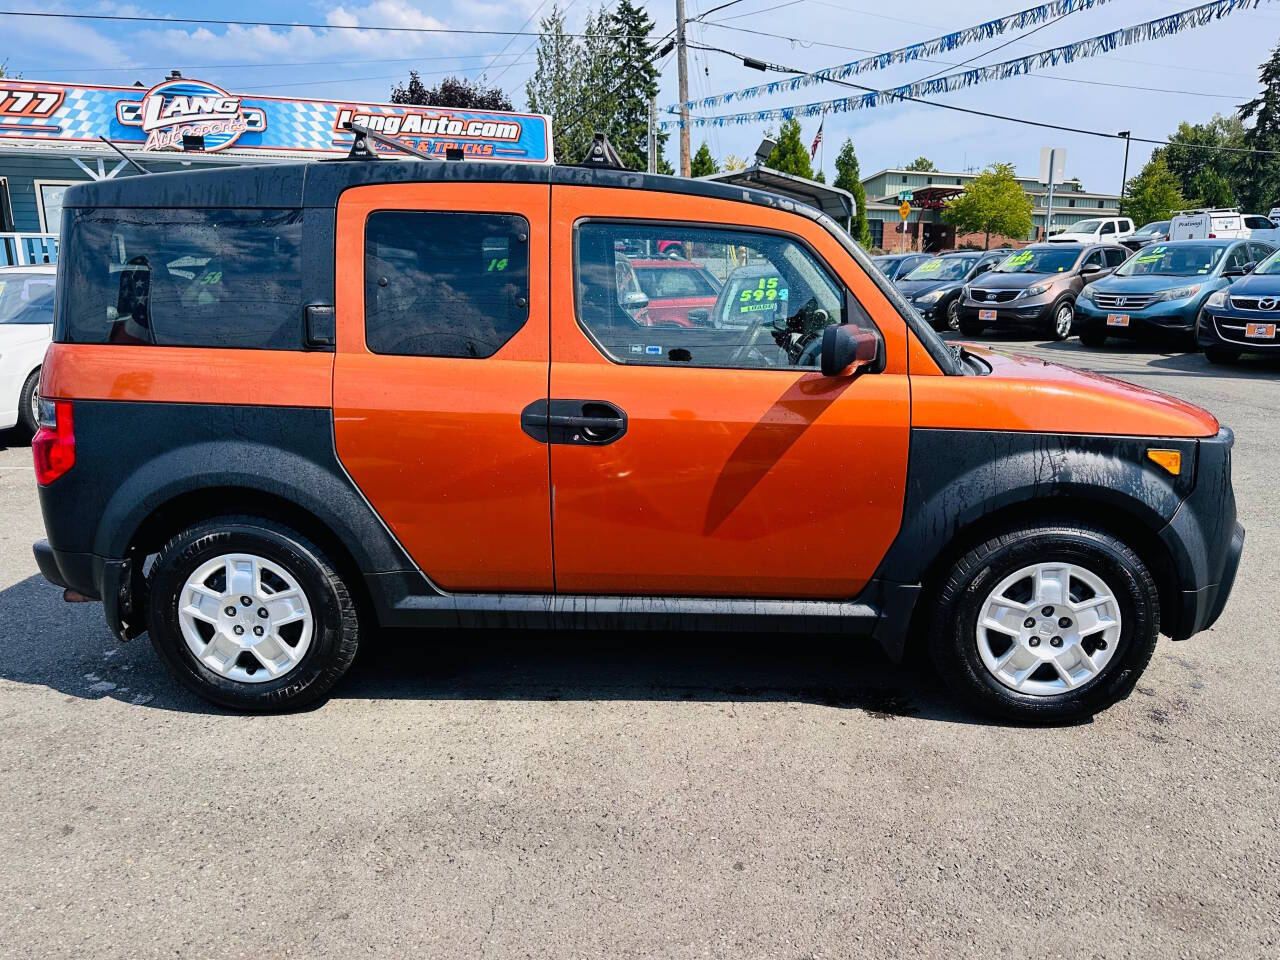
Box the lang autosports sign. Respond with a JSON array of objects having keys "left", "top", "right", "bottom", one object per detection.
[{"left": 0, "top": 78, "right": 553, "bottom": 163}]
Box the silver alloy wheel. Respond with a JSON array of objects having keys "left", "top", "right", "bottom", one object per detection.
[
  {"left": 1055, "top": 303, "right": 1073, "bottom": 338},
  {"left": 177, "top": 553, "right": 314, "bottom": 683},
  {"left": 947, "top": 299, "right": 961, "bottom": 330},
  {"left": 975, "top": 561, "right": 1122, "bottom": 696},
  {"left": 29, "top": 377, "right": 40, "bottom": 428}
]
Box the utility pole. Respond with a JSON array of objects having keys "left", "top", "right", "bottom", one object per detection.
[
  {"left": 1045, "top": 147, "right": 1057, "bottom": 240},
  {"left": 676, "top": 0, "right": 691, "bottom": 177},
  {"left": 1118, "top": 130, "right": 1132, "bottom": 200},
  {"left": 648, "top": 94, "right": 657, "bottom": 174}
]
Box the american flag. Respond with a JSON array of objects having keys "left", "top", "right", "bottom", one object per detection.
[{"left": 810, "top": 118, "right": 823, "bottom": 158}]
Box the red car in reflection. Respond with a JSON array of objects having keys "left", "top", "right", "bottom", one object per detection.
[{"left": 627, "top": 258, "right": 722, "bottom": 327}]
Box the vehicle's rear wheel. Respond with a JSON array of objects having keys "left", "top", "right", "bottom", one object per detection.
[
  {"left": 17, "top": 368, "right": 39, "bottom": 435},
  {"left": 1204, "top": 346, "right": 1241, "bottom": 365},
  {"left": 928, "top": 522, "right": 1160, "bottom": 723},
  {"left": 1049, "top": 301, "right": 1074, "bottom": 341},
  {"left": 1078, "top": 326, "right": 1107, "bottom": 348},
  {"left": 146, "top": 517, "right": 361, "bottom": 711},
  {"left": 958, "top": 316, "right": 986, "bottom": 337}
]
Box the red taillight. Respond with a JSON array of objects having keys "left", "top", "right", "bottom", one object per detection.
[
  {"left": 1208, "top": 233, "right": 1216, "bottom": 239},
  {"left": 32, "top": 399, "right": 75, "bottom": 485}
]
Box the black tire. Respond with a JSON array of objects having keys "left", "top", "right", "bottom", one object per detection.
[
  {"left": 146, "top": 516, "right": 361, "bottom": 712},
  {"left": 1078, "top": 326, "right": 1108, "bottom": 348},
  {"left": 928, "top": 522, "right": 1160, "bottom": 724},
  {"left": 17, "top": 368, "right": 39, "bottom": 435},
  {"left": 1204, "top": 346, "right": 1240, "bottom": 365},
  {"left": 958, "top": 316, "right": 986, "bottom": 337},
  {"left": 945, "top": 298, "right": 961, "bottom": 331}
]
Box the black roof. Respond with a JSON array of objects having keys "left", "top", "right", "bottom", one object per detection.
[{"left": 62, "top": 158, "right": 827, "bottom": 217}]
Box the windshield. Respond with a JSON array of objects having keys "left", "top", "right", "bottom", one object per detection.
[
  {"left": 0, "top": 272, "right": 56, "bottom": 324},
  {"left": 992, "top": 248, "right": 1080, "bottom": 274},
  {"left": 1116, "top": 244, "right": 1224, "bottom": 277},
  {"left": 902, "top": 256, "right": 976, "bottom": 281},
  {"left": 1135, "top": 221, "right": 1169, "bottom": 237},
  {"left": 1063, "top": 219, "right": 1102, "bottom": 235},
  {"left": 1253, "top": 248, "right": 1280, "bottom": 275}
]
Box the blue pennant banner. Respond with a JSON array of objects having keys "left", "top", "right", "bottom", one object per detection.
[
  {"left": 660, "top": 0, "right": 1270, "bottom": 129},
  {"left": 665, "top": 0, "right": 1114, "bottom": 114}
]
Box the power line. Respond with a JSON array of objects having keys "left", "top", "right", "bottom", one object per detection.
[
  {"left": 0, "top": 8, "right": 652, "bottom": 40},
  {"left": 681, "top": 45, "right": 1280, "bottom": 157},
  {"left": 19, "top": 52, "right": 534, "bottom": 77}
]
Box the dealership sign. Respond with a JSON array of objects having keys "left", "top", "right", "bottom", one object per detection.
[{"left": 0, "top": 78, "right": 552, "bottom": 163}]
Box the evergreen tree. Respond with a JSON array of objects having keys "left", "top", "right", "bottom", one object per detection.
[
  {"left": 608, "top": 0, "right": 667, "bottom": 172},
  {"left": 1238, "top": 41, "right": 1280, "bottom": 213},
  {"left": 765, "top": 118, "right": 813, "bottom": 178},
  {"left": 904, "top": 156, "right": 937, "bottom": 171},
  {"left": 942, "top": 163, "right": 1033, "bottom": 249},
  {"left": 833, "top": 137, "right": 871, "bottom": 247},
  {"left": 1121, "top": 154, "right": 1186, "bottom": 226},
  {"left": 390, "top": 73, "right": 513, "bottom": 110},
  {"left": 1161, "top": 115, "right": 1243, "bottom": 208},
  {"left": 690, "top": 141, "right": 718, "bottom": 177},
  {"left": 526, "top": 5, "right": 587, "bottom": 163}
]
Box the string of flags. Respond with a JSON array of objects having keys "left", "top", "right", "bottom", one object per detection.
[
  {"left": 664, "top": 0, "right": 1115, "bottom": 115},
  {"left": 660, "top": 0, "right": 1273, "bottom": 130}
]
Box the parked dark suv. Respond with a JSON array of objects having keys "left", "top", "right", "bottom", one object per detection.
[{"left": 959, "top": 243, "right": 1130, "bottom": 340}]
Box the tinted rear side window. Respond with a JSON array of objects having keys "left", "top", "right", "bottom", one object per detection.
[
  {"left": 364, "top": 211, "right": 529, "bottom": 359},
  {"left": 58, "top": 207, "right": 303, "bottom": 348}
]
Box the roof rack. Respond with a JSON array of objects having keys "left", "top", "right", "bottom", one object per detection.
[
  {"left": 577, "top": 132, "right": 627, "bottom": 170},
  {"left": 336, "top": 121, "right": 443, "bottom": 163},
  {"left": 1171, "top": 207, "right": 1240, "bottom": 215}
]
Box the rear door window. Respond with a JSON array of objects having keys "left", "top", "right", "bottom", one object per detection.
[
  {"left": 364, "top": 211, "right": 529, "bottom": 359},
  {"left": 1104, "top": 247, "right": 1128, "bottom": 268},
  {"left": 58, "top": 207, "right": 303, "bottom": 348}
]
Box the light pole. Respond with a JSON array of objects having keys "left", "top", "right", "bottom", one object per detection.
[{"left": 1118, "top": 130, "right": 1132, "bottom": 201}]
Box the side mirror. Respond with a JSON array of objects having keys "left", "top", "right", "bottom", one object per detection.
[
  {"left": 620, "top": 290, "right": 650, "bottom": 311},
  {"left": 821, "top": 324, "right": 880, "bottom": 377},
  {"left": 1080, "top": 262, "right": 1102, "bottom": 276},
  {"left": 686, "top": 307, "right": 710, "bottom": 325},
  {"left": 1222, "top": 263, "right": 1253, "bottom": 278}
]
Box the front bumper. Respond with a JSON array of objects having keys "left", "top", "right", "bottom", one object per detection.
[
  {"left": 1158, "top": 427, "right": 1244, "bottom": 640},
  {"left": 959, "top": 297, "right": 1054, "bottom": 327},
  {"left": 1076, "top": 297, "right": 1199, "bottom": 334},
  {"left": 1198, "top": 306, "right": 1280, "bottom": 351}
]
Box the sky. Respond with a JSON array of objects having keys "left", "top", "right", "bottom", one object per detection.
[{"left": 3, "top": 0, "right": 1279, "bottom": 194}]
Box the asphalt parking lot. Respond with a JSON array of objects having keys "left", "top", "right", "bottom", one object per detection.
[{"left": 0, "top": 337, "right": 1276, "bottom": 960}]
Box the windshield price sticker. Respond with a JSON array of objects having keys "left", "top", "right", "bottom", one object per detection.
[
  {"left": 738, "top": 276, "right": 789, "bottom": 313},
  {"left": 916, "top": 259, "right": 943, "bottom": 273},
  {"left": 1007, "top": 251, "right": 1033, "bottom": 267}
]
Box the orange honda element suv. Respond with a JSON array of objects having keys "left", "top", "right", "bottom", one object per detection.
[{"left": 32, "top": 160, "right": 1243, "bottom": 721}]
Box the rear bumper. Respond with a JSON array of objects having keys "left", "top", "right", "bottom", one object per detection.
[{"left": 33, "top": 540, "right": 141, "bottom": 643}]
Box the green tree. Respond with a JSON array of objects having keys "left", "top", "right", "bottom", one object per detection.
[
  {"left": 390, "top": 73, "right": 513, "bottom": 110},
  {"left": 904, "top": 156, "right": 937, "bottom": 171},
  {"left": 833, "top": 137, "right": 872, "bottom": 248},
  {"left": 690, "top": 141, "right": 718, "bottom": 177},
  {"left": 765, "top": 118, "right": 814, "bottom": 178},
  {"left": 608, "top": 0, "right": 667, "bottom": 172},
  {"left": 1160, "top": 114, "right": 1243, "bottom": 208},
  {"left": 722, "top": 154, "right": 748, "bottom": 172},
  {"left": 1238, "top": 42, "right": 1280, "bottom": 212},
  {"left": 942, "top": 162, "right": 1033, "bottom": 249},
  {"left": 1121, "top": 154, "right": 1186, "bottom": 226},
  {"left": 525, "top": 5, "right": 586, "bottom": 163}
]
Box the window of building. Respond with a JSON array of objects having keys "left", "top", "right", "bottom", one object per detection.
[
  {"left": 364, "top": 211, "right": 529, "bottom": 359},
  {"left": 574, "top": 221, "right": 873, "bottom": 372},
  {"left": 35, "top": 181, "right": 77, "bottom": 234},
  {"left": 0, "top": 178, "right": 13, "bottom": 232},
  {"left": 58, "top": 206, "right": 304, "bottom": 349},
  {"left": 901, "top": 175, "right": 908, "bottom": 183}
]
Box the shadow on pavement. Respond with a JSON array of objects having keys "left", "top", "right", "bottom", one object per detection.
[
  {"left": 0, "top": 426, "right": 32, "bottom": 451},
  {"left": 0, "top": 572, "right": 989, "bottom": 724}
]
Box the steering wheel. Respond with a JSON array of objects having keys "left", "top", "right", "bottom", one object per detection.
[{"left": 728, "top": 323, "right": 777, "bottom": 367}]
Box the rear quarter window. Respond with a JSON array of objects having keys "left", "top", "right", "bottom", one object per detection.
[{"left": 57, "top": 207, "right": 303, "bottom": 349}]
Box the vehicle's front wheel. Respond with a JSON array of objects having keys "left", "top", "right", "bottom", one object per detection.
[
  {"left": 1204, "top": 346, "right": 1241, "bottom": 365},
  {"left": 146, "top": 517, "right": 361, "bottom": 711},
  {"left": 1049, "top": 301, "right": 1074, "bottom": 341},
  {"left": 1078, "top": 326, "right": 1107, "bottom": 348},
  {"left": 945, "top": 298, "right": 962, "bottom": 331},
  {"left": 17, "top": 368, "right": 39, "bottom": 435},
  {"left": 928, "top": 522, "right": 1159, "bottom": 723}
]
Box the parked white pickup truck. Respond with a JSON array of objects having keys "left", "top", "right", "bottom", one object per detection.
[{"left": 1046, "top": 217, "right": 1135, "bottom": 244}]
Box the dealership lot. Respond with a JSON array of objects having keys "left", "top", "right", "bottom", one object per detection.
[{"left": 0, "top": 339, "right": 1276, "bottom": 959}]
